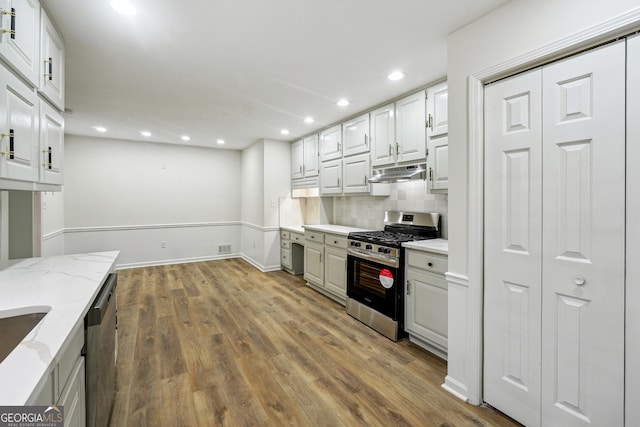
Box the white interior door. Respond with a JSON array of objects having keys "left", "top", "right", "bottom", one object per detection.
[
  {"left": 626, "top": 33, "right": 640, "bottom": 425},
  {"left": 484, "top": 68, "right": 543, "bottom": 427},
  {"left": 540, "top": 40, "right": 625, "bottom": 427}
]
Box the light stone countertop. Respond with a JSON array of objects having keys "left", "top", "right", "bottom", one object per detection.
[
  {"left": 402, "top": 238, "right": 449, "bottom": 255},
  {"left": 302, "top": 224, "right": 372, "bottom": 236},
  {"left": 0, "top": 251, "right": 119, "bottom": 404},
  {"left": 280, "top": 225, "right": 305, "bottom": 234}
]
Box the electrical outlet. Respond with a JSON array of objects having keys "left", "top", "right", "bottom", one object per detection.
[{"left": 161, "top": 241, "right": 166, "bottom": 248}]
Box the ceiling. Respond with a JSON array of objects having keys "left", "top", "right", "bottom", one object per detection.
[{"left": 44, "top": 0, "right": 510, "bottom": 151}]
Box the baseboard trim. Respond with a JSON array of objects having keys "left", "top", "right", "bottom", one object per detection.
[{"left": 240, "top": 254, "right": 281, "bottom": 273}]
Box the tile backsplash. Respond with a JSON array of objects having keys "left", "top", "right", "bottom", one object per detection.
[{"left": 280, "top": 179, "right": 448, "bottom": 238}]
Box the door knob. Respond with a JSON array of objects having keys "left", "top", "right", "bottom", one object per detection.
[{"left": 574, "top": 276, "right": 586, "bottom": 286}]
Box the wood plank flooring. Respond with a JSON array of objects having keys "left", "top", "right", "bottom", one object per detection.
[{"left": 110, "top": 258, "right": 519, "bottom": 427}]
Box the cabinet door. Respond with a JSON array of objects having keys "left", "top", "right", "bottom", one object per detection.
[
  {"left": 304, "top": 241, "right": 324, "bottom": 286},
  {"left": 405, "top": 268, "right": 448, "bottom": 350},
  {"left": 39, "top": 9, "right": 64, "bottom": 110},
  {"left": 320, "top": 125, "right": 341, "bottom": 162},
  {"left": 370, "top": 103, "right": 396, "bottom": 167},
  {"left": 396, "top": 91, "right": 426, "bottom": 163},
  {"left": 324, "top": 246, "right": 347, "bottom": 298},
  {"left": 320, "top": 159, "right": 341, "bottom": 195},
  {"left": 303, "top": 134, "right": 319, "bottom": 177},
  {"left": 281, "top": 246, "right": 292, "bottom": 269},
  {"left": 0, "top": 67, "right": 39, "bottom": 181},
  {"left": 291, "top": 139, "right": 303, "bottom": 179},
  {"left": 39, "top": 100, "right": 63, "bottom": 184},
  {"left": 0, "top": 0, "right": 40, "bottom": 86},
  {"left": 342, "top": 113, "right": 370, "bottom": 157},
  {"left": 427, "top": 82, "right": 448, "bottom": 137},
  {"left": 57, "top": 356, "right": 85, "bottom": 427},
  {"left": 428, "top": 136, "right": 448, "bottom": 191},
  {"left": 342, "top": 153, "right": 369, "bottom": 194}
]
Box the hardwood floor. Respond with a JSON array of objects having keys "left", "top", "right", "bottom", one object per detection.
[{"left": 110, "top": 258, "right": 519, "bottom": 427}]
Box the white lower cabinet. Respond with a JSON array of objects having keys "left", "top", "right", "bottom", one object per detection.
[
  {"left": 57, "top": 356, "right": 86, "bottom": 427},
  {"left": 304, "top": 230, "right": 348, "bottom": 304},
  {"left": 405, "top": 249, "right": 448, "bottom": 359},
  {"left": 304, "top": 238, "right": 324, "bottom": 286}
]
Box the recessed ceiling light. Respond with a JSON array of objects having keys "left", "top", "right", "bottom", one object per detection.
[
  {"left": 181, "top": 135, "right": 191, "bottom": 141},
  {"left": 94, "top": 126, "right": 107, "bottom": 133},
  {"left": 110, "top": 0, "right": 136, "bottom": 16},
  {"left": 140, "top": 130, "right": 151, "bottom": 137},
  {"left": 304, "top": 117, "right": 314, "bottom": 124},
  {"left": 281, "top": 129, "right": 290, "bottom": 135},
  {"left": 217, "top": 139, "right": 225, "bottom": 145},
  {"left": 336, "top": 99, "right": 350, "bottom": 107},
  {"left": 387, "top": 71, "right": 405, "bottom": 81}
]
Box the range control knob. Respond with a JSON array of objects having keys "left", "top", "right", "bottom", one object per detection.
[
  {"left": 365, "top": 244, "right": 373, "bottom": 250},
  {"left": 351, "top": 241, "right": 361, "bottom": 247}
]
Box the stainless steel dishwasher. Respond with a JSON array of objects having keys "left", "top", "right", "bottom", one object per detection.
[{"left": 85, "top": 273, "right": 117, "bottom": 427}]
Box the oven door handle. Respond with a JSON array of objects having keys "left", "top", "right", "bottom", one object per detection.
[{"left": 347, "top": 249, "right": 399, "bottom": 268}]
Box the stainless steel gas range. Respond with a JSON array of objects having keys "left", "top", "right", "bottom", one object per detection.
[{"left": 346, "top": 211, "right": 441, "bottom": 341}]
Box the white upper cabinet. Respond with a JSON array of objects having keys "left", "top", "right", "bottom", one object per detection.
[
  {"left": 427, "top": 82, "right": 448, "bottom": 137},
  {"left": 39, "top": 99, "right": 63, "bottom": 184},
  {"left": 39, "top": 8, "right": 64, "bottom": 110},
  {"left": 0, "top": 66, "right": 39, "bottom": 182},
  {"left": 302, "top": 134, "right": 319, "bottom": 177},
  {"left": 320, "top": 159, "right": 341, "bottom": 195},
  {"left": 426, "top": 82, "right": 448, "bottom": 191},
  {"left": 370, "top": 103, "right": 395, "bottom": 167},
  {"left": 291, "top": 139, "right": 304, "bottom": 179},
  {"left": 342, "top": 153, "right": 370, "bottom": 194},
  {"left": 396, "top": 91, "right": 426, "bottom": 164},
  {"left": 292, "top": 135, "right": 319, "bottom": 179},
  {"left": 342, "top": 113, "right": 370, "bottom": 157},
  {"left": 0, "top": 0, "right": 40, "bottom": 86},
  {"left": 320, "top": 125, "right": 341, "bottom": 162}
]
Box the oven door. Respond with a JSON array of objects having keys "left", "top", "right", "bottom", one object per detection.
[{"left": 347, "top": 253, "right": 402, "bottom": 320}]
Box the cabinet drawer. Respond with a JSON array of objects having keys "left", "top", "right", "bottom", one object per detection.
[
  {"left": 281, "top": 248, "right": 292, "bottom": 269},
  {"left": 325, "top": 234, "right": 348, "bottom": 249},
  {"left": 305, "top": 231, "right": 325, "bottom": 244},
  {"left": 406, "top": 250, "right": 448, "bottom": 274},
  {"left": 291, "top": 232, "right": 305, "bottom": 244},
  {"left": 280, "top": 230, "right": 290, "bottom": 240},
  {"left": 281, "top": 240, "right": 291, "bottom": 249}
]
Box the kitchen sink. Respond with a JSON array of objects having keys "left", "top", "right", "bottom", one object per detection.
[{"left": 0, "top": 308, "right": 50, "bottom": 364}]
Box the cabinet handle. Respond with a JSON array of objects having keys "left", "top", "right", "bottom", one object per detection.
[
  {"left": 1, "top": 129, "right": 15, "bottom": 160},
  {"left": 334, "top": 240, "right": 338, "bottom": 244},
  {"left": 1, "top": 8, "right": 15, "bottom": 39},
  {"left": 427, "top": 262, "right": 433, "bottom": 267},
  {"left": 338, "top": 141, "right": 341, "bottom": 151},
  {"left": 43, "top": 146, "right": 53, "bottom": 169},
  {"left": 337, "top": 177, "right": 340, "bottom": 187},
  {"left": 407, "top": 280, "right": 412, "bottom": 295},
  {"left": 388, "top": 144, "right": 392, "bottom": 157},
  {"left": 429, "top": 167, "right": 433, "bottom": 181},
  {"left": 428, "top": 114, "right": 433, "bottom": 130},
  {"left": 364, "top": 134, "right": 368, "bottom": 147},
  {"left": 364, "top": 175, "right": 367, "bottom": 185},
  {"left": 396, "top": 142, "right": 400, "bottom": 155},
  {"left": 574, "top": 276, "right": 586, "bottom": 286},
  {"left": 44, "top": 57, "right": 53, "bottom": 81}
]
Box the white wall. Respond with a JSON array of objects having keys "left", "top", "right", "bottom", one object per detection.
[
  {"left": 446, "top": 0, "right": 640, "bottom": 404},
  {"left": 240, "top": 139, "right": 291, "bottom": 271},
  {"left": 41, "top": 190, "right": 65, "bottom": 256},
  {"left": 63, "top": 135, "right": 242, "bottom": 267}
]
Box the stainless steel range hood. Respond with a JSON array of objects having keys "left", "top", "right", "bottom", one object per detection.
[{"left": 368, "top": 163, "right": 427, "bottom": 183}]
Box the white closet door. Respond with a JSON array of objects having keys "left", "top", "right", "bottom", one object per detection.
[
  {"left": 484, "top": 68, "right": 543, "bottom": 427},
  {"left": 541, "top": 40, "right": 625, "bottom": 427},
  {"left": 626, "top": 33, "right": 640, "bottom": 425}
]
